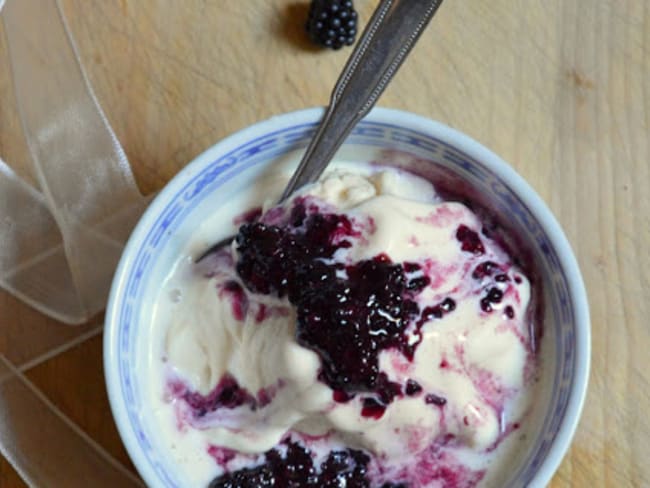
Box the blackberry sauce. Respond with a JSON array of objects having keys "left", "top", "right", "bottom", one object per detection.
[{"left": 235, "top": 203, "right": 444, "bottom": 405}]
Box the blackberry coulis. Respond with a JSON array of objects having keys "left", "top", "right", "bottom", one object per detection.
[
  {"left": 235, "top": 201, "right": 441, "bottom": 413},
  {"left": 306, "top": 0, "right": 358, "bottom": 49},
  {"left": 209, "top": 440, "right": 373, "bottom": 488}
]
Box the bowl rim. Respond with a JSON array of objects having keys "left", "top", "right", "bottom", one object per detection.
[{"left": 104, "top": 106, "right": 590, "bottom": 488}]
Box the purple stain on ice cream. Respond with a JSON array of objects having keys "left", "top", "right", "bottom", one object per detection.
[
  {"left": 219, "top": 280, "right": 248, "bottom": 321},
  {"left": 161, "top": 167, "right": 538, "bottom": 487}
]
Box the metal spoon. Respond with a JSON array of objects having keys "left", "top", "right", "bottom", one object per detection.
[{"left": 197, "top": 0, "right": 445, "bottom": 262}]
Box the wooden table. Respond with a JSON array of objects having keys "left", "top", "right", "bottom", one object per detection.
[{"left": 0, "top": 1, "right": 648, "bottom": 486}]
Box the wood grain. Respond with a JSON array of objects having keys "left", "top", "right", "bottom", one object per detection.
[{"left": 0, "top": 0, "right": 648, "bottom": 486}]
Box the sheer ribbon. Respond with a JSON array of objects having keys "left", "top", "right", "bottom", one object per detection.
[
  {"left": 0, "top": 0, "right": 147, "bottom": 484},
  {"left": 1, "top": 0, "right": 148, "bottom": 325}
]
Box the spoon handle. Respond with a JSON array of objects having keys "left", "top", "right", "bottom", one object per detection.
[
  {"left": 280, "top": 0, "right": 445, "bottom": 201},
  {"left": 195, "top": 0, "right": 444, "bottom": 263}
]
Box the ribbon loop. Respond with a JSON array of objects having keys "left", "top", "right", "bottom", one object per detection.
[{"left": 1, "top": 0, "right": 147, "bottom": 324}]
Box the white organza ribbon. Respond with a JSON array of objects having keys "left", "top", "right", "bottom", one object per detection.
[
  {"left": 0, "top": 0, "right": 146, "bottom": 485},
  {"left": 0, "top": 0, "right": 148, "bottom": 324}
]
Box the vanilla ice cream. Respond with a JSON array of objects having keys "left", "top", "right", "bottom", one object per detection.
[{"left": 154, "top": 165, "right": 537, "bottom": 487}]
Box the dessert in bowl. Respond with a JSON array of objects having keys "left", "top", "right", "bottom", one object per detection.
[{"left": 105, "top": 107, "right": 590, "bottom": 487}]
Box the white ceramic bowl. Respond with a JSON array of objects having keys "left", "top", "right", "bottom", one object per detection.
[{"left": 105, "top": 107, "right": 590, "bottom": 487}]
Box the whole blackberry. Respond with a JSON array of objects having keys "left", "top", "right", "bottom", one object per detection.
[{"left": 306, "top": 0, "right": 358, "bottom": 50}]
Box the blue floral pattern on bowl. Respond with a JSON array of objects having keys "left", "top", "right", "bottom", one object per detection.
[{"left": 111, "top": 113, "right": 584, "bottom": 488}]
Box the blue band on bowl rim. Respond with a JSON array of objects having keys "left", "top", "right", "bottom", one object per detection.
[{"left": 105, "top": 108, "right": 589, "bottom": 488}]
